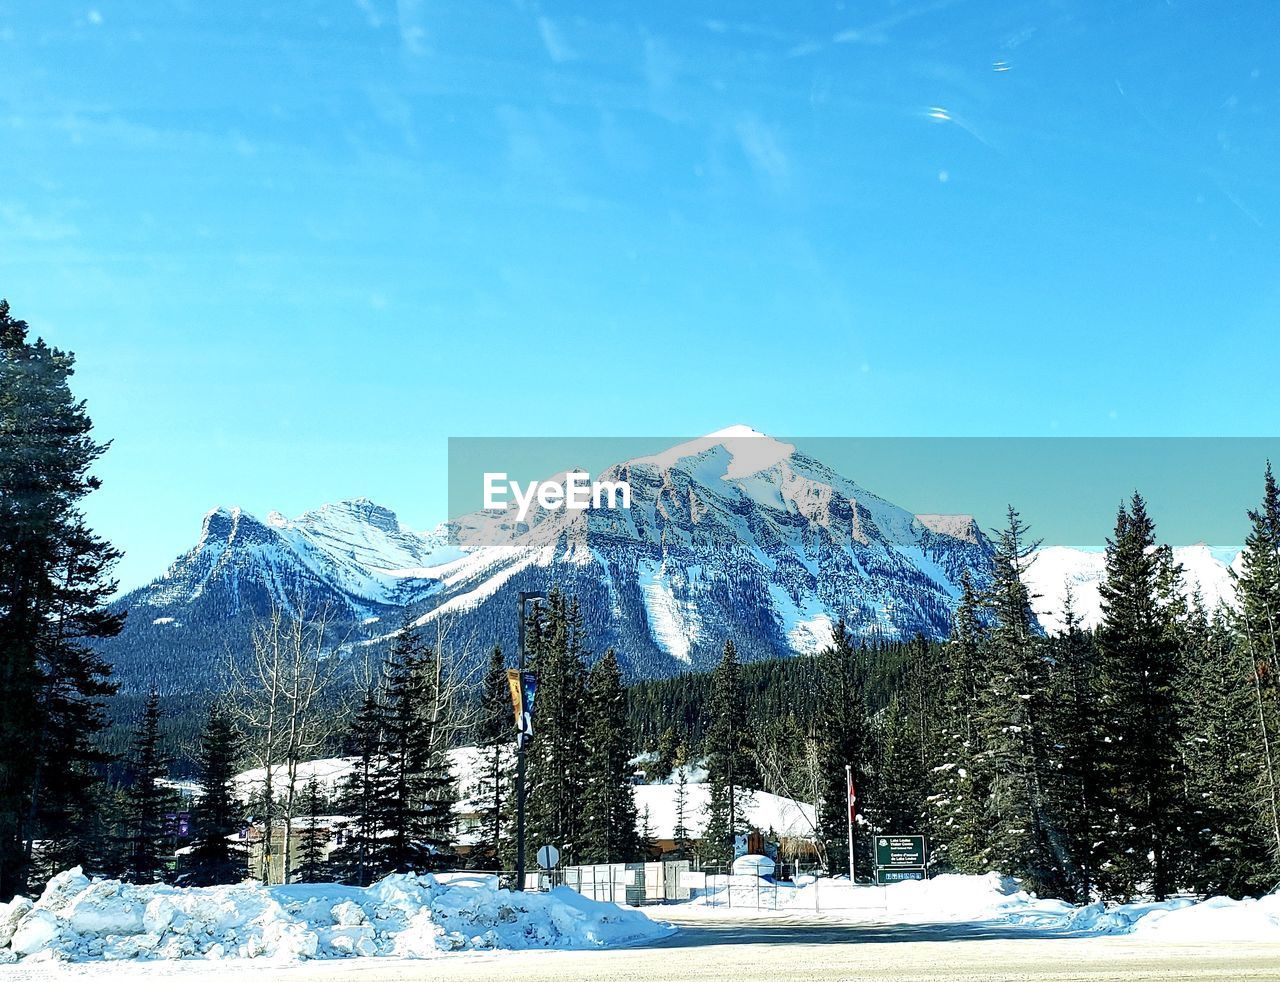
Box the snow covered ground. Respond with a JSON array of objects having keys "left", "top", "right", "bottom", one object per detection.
[
  {"left": 5, "top": 868, "right": 1280, "bottom": 969},
  {"left": 687, "top": 871, "right": 1280, "bottom": 942},
  {"left": 0, "top": 868, "right": 672, "bottom": 965}
]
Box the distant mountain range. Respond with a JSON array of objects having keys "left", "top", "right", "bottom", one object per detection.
[
  {"left": 96, "top": 427, "right": 1243, "bottom": 695},
  {"left": 1024, "top": 544, "right": 1241, "bottom": 633}
]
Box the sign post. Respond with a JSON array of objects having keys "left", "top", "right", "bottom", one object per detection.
[
  {"left": 514, "top": 591, "right": 547, "bottom": 893},
  {"left": 873, "top": 834, "right": 926, "bottom": 885}
]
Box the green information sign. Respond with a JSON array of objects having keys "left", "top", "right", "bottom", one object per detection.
[
  {"left": 874, "top": 834, "right": 926, "bottom": 868},
  {"left": 875, "top": 868, "right": 925, "bottom": 884}
]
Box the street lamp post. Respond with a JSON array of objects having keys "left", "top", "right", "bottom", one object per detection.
[{"left": 515, "top": 590, "right": 547, "bottom": 892}]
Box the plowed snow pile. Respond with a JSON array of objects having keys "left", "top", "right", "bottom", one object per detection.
[{"left": 0, "top": 868, "right": 673, "bottom": 964}]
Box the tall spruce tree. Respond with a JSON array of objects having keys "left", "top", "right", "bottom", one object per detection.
[
  {"left": 184, "top": 705, "right": 246, "bottom": 886},
  {"left": 702, "top": 640, "right": 751, "bottom": 866},
  {"left": 0, "top": 300, "right": 123, "bottom": 900},
  {"left": 931, "top": 570, "right": 989, "bottom": 874},
  {"left": 1179, "top": 602, "right": 1274, "bottom": 897},
  {"left": 123, "top": 690, "right": 175, "bottom": 884},
  {"left": 1095, "top": 493, "right": 1184, "bottom": 900},
  {"left": 381, "top": 621, "right": 456, "bottom": 873},
  {"left": 332, "top": 686, "right": 390, "bottom": 885},
  {"left": 869, "top": 692, "right": 931, "bottom": 848},
  {"left": 1049, "top": 586, "right": 1105, "bottom": 903},
  {"left": 525, "top": 592, "right": 588, "bottom": 865},
  {"left": 1233, "top": 463, "right": 1280, "bottom": 867},
  {"left": 473, "top": 645, "right": 512, "bottom": 870},
  {"left": 814, "top": 621, "right": 869, "bottom": 876},
  {"left": 975, "top": 508, "right": 1064, "bottom": 895},
  {"left": 580, "top": 649, "right": 640, "bottom": 863}
]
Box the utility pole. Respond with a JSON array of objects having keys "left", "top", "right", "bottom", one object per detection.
[{"left": 515, "top": 590, "right": 547, "bottom": 892}]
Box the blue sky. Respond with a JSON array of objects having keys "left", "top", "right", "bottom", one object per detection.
[{"left": 2, "top": 1, "right": 1279, "bottom": 589}]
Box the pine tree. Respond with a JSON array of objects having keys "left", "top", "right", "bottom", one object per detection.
[
  {"left": 1180, "top": 603, "right": 1274, "bottom": 897},
  {"left": 525, "top": 592, "right": 589, "bottom": 865},
  {"left": 1233, "top": 463, "right": 1280, "bottom": 868},
  {"left": 123, "top": 690, "right": 175, "bottom": 884},
  {"left": 976, "top": 508, "right": 1064, "bottom": 895},
  {"left": 473, "top": 645, "right": 512, "bottom": 870},
  {"left": 296, "top": 776, "right": 328, "bottom": 884},
  {"left": 672, "top": 748, "right": 692, "bottom": 860},
  {"left": 931, "top": 570, "right": 988, "bottom": 873},
  {"left": 639, "top": 806, "right": 657, "bottom": 860},
  {"left": 1049, "top": 586, "right": 1105, "bottom": 902},
  {"left": 0, "top": 300, "right": 123, "bottom": 900},
  {"left": 869, "top": 690, "right": 931, "bottom": 847},
  {"left": 332, "top": 686, "right": 390, "bottom": 886},
  {"left": 814, "top": 621, "right": 869, "bottom": 876},
  {"left": 580, "top": 649, "right": 640, "bottom": 863},
  {"left": 380, "top": 621, "right": 457, "bottom": 873},
  {"left": 1094, "top": 493, "right": 1184, "bottom": 900},
  {"left": 184, "top": 705, "right": 246, "bottom": 886},
  {"left": 652, "top": 727, "right": 681, "bottom": 781},
  {"left": 702, "top": 640, "right": 751, "bottom": 866}
]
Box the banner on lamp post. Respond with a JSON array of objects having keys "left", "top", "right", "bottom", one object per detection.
[{"left": 507, "top": 669, "right": 537, "bottom": 745}]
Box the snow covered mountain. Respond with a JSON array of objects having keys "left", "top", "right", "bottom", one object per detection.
[
  {"left": 1024, "top": 544, "right": 1243, "bottom": 633},
  {"left": 99, "top": 427, "right": 997, "bottom": 692}
]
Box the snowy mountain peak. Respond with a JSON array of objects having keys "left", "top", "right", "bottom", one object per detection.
[
  {"left": 703, "top": 423, "right": 774, "bottom": 440},
  {"left": 295, "top": 498, "right": 404, "bottom": 536},
  {"left": 634, "top": 424, "right": 795, "bottom": 481}
]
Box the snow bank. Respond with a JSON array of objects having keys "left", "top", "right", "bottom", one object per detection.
[
  {"left": 0, "top": 868, "right": 673, "bottom": 964},
  {"left": 1131, "top": 893, "right": 1280, "bottom": 942},
  {"left": 717, "top": 871, "right": 1278, "bottom": 941}
]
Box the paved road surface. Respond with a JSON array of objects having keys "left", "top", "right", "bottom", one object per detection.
[{"left": 12, "top": 913, "right": 1280, "bottom": 981}]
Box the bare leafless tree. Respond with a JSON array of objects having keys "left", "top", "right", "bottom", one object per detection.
[{"left": 227, "top": 596, "right": 344, "bottom": 883}]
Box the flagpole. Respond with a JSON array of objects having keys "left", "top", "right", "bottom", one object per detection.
[
  {"left": 515, "top": 591, "right": 546, "bottom": 893},
  {"left": 845, "top": 764, "right": 856, "bottom": 883}
]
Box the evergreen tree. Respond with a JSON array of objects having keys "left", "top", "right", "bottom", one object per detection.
[
  {"left": 332, "top": 686, "right": 390, "bottom": 886},
  {"left": 1049, "top": 586, "right": 1105, "bottom": 903},
  {"left": 381, "top": 621, "right": 457, "bottom": 873},
  {"left": 184, "top": 704, "right": 247, "bottom": 886},
  {"left": 639, "top": 805, "right": 657, "bottom": 860},
  {"left": 814, "top": 621, "right": 869, "bottom": 876},
  {"left": 977, "top": 508, "right": 1063, "bottom": 896},
  {"left": 123, "top": 690, "right": 175, "bottom": 884},
  {"left": 473, "top": 645, "right": 513, "bottom": 870},
  {"left": 672, "top": 747, "right": 692, "bottom": 860},
  {"left": 525, "top": 592, "right": 589, "bottom": 865},
  {"left": 1094, "top": 493, "right": 1184, "bottom": 900},
  {"left": 1233, "top": 463, "right": 1280, "bottom": 867},
  {"left": 931, "top": 571, "right": 988, "bottom": 873},
  {"left": 702, "top": 640, "right": 751, "bottom": 866},
  {"left": 0, "top": 300, "right": 123, "bottom": 900},
  {"left": 1180, "top": 604, "right": 1275, "bottom": 897},
  {"left": 580, "top": 649, "right": 640, "bottom": 863},
  {"left": 651, "top": 726, "right": 681, "bottom": 781},
  {"left": 296, "top": 776, "right": 328, "bottom": 884},
  {"left": 82, "top": 782, "right": 131, "bottom": 880},
  {"left": 868, "top": 690, "right": 931, "bottom": 846}
]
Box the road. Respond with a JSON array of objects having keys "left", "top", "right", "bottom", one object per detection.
[{"left": 12, "top": 912, "right": 1280, "bottom": 982}]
